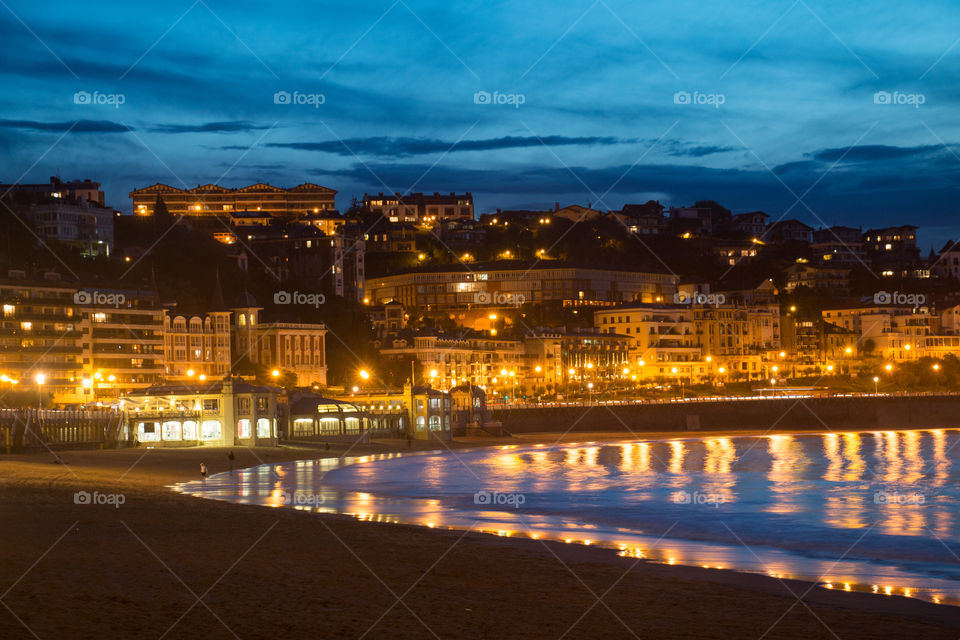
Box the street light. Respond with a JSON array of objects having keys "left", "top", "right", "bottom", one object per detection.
[
  {"left": 873, "top": 376, "right": 880, "bottom": 394},
  {"left": 34, "top": 373, "right": 46, "bottom": 409},
  {"left": 272, "top": 369, "right": 281, "bottom": 378}
]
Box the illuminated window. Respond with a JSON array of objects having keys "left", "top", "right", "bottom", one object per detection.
[
  {"left": 201, "top": 420, "right": 222, "bottom": 440},
  {"left": 138, "top": 422, "right": 160, "bottom": 442},
  {"left": 162, "top": 421, "right": 182, "bottom": 441},
  {"left": 182, "top": 421, "right": 198, "bottom": 440},
  {"left": 92, "top": 313, "right": 107, "bottom": 323},
  {"left": 2, "top": 304, "right": 13, "bottom": 316},
  {"left": 20, "top": 321, "right": 31, "bottom": 331},
  {"left": 237, "top": 419, "right": 251, "bottom": 439},
  {"left": 256, "top": 418, "right": 271, "bottom": 438}
]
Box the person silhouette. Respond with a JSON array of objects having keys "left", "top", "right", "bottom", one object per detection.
[{"left": 200, "top": 462, "right": 208, "bottom": 480}]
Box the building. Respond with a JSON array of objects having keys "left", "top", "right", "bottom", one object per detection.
[
  {"left": 667, "top": 206, "right": 713, "bottom": 235},
  {"left": 594, "top": 302, "right": 780, "bottom": 382},
  {"left": 162, "top": 308, "right": 232, "bottom": 381},
  {"left": 713, "top": 240, "right": 760, "bottom": 265},
  {"left": 1, "top": 177, "right": 114, "bottom": 256},
  {"left": 863, "top": 225, "right": 920, "bottom": 267},
  {"left": 26, "top": 202, "right": 115, "bottom": 257},
  {"left": 552, "top": 203, "right": 603, "bottom": 223},
  {"left": 612, "top": 201, "right": 667, "bottom": 235},
  {"left": 232, "top": 300, "right": 328, "bottom": 386},
  {"left": 378, "top": 331, "right": 525, "bottom": 391},
  {"left": 123, "top": 378, "right": 280, "bottom": 447},
  {"left": 784, "top": 264, "right": 852, "bottom": 295},
  {"left": 0, "top": 177, "right": 104, "bottom": 205},
  {"left": 130, "top": 182, "right": 337, "bottom": 219},
  {"left": 932, "top": 242, "right": 960, "bottom": 281},
  {"left": 766, "top": 219, "right": 813, "bottom": 244},
  {"left": 812, "top": 225, "right": 868, "bottom": 267},
  {"left": 821, "top": 304, "right": 939, "bottom": 361},
  {"left": 730, "top": 211, "right": 769, "bottom": 238},
  {"left": 341, "top": 384, "right": 452, "bottom": 441},
  {"left": 0, "top": 272, "right": 164, "bottom": 404},
  {"left": 362, "top": 192, "right": 473, "bottom": 223},
  {"left": 365, "top": 262, "right": 678, "bottom": 312},
  {"left": 232, "top": 226, "right": 365, "bottom": 303}
]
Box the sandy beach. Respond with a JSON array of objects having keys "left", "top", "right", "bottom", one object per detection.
[{"left": 2, "top": 431, "right": 959, "bottom": 639}]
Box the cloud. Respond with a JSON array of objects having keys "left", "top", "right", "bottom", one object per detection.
[
  {"left": 812, "top": 144, "right": 944, "bottom": 163},
  {"left": 664, "top": 143, "right": 736, "bottom": 158},
  {"left": 253, "top": 135, "right": 628, "bottom": 157},
  {"left": 148, "top": 121, "right": 273, "bottom": 134},
  {"left": 0, "top": 119, "right": 131, "bottom": 133}
]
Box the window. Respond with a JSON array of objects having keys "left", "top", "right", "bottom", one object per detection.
[
  {"left": 416, "top": 416, "right": 426, "bottom": 431},
  {"left": 238, "top": 398, "right": 251, "bottom": 413},
  {"left": 257, "top": 397, "right": 268, "bottom": 411},
  {"left": 203, "top": 398, "right": 219, "bottom": 411},
  {"left": 237, "top": 419, "right": 251, "bottom": 438},
  {"left": 182, "top": 421, "right": 198, "bottom": 440},
  {"left": 429, "top": 415, "right": 442, "bottom": 431},
  {"left": 162, "top": 421, "right": 182, "bottom": 441},
  {"left": 256, "top": 418, "right": 271, "bottom": 438},
  {"left": 138, "top": 422, "right": 160, "bottom": 442},
  {"left": 201, "top": 420, "right": 222, "bottom": 440}
]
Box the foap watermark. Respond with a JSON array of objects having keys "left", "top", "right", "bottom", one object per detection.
[
  {"left": 74, "top": 490, "right": 125, "bottom": 508},
  {"left": 273, "top": 90, "right": 325, "bottom": 108},
  {"left": 473, "top": 90, "right": 525, "bottom": 108},
  {"left": 74, "top": 290, "right": 126, "bottom": 308},
  {"left": 473, "top": 490, "right": 526, "bottom": 508},
  {"left": 873, "top": 91, "right": 925, "bottom": 108},
  {"left": 279, "top": 490, "right": 325, "bottom": 506},
  {"left": 474, "top": 291, "right": 525, "bottom": 307},
  {"left": 274, "top": 290, "right": 326, "bottom": 307},
  {"left": 874, "top": 290, "right": 925, "bottom": 306},
  {"left": 670, "top": 490, "right": 723, "bottom": 508},
  {"left": 874, "top": 489, "right": 925, "bottom": 505},
  {"left": 674, "top": 292, "right": 726, "bottom": 306},
  {"left": 73, "top": 90, "right": 125, "bottom": 108},
  {"left": 673, "top": 90, "right": 725, "bottom": 109}
]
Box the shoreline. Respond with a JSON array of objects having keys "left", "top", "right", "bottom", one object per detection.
[{"left": 3, "top": 429, "right": 960, "bottom": 637}]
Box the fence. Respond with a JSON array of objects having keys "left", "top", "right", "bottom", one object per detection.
[{"left": 0, "top": 409, "right": 127, "bottom": 453}]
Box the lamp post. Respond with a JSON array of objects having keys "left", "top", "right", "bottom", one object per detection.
[
  {"left": 873, "top": 376, "right": 879, "bottom": 395},
  {"left": 34, "top": 373, "right": 46, "bottom": 409}
]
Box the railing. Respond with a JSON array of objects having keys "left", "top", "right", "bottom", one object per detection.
[
  {"left": 488, "top": 391, "right": 960, "bottom": 410},
  {"left": 0, "top": 408, "right": 125, "bottom": 452}
]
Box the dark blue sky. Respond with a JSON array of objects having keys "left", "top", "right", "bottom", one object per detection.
[{"left": 2, "top": 0, "right": 959, "bottom": 249}]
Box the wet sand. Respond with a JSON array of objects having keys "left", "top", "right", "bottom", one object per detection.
[{"left": 1, "top": 431, "right": 959, "bottom": 639}]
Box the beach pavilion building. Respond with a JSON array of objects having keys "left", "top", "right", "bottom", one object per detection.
[{"left": 122, "top": 377, "right": 281, "bottom": 447}]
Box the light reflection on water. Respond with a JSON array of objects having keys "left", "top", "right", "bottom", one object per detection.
[{"left": 176, "top": 430, "right": 960, "bottom": 606}]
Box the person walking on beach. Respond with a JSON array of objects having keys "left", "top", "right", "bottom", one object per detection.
[
  {"left": 227, "top": 450, "right": 235, "bottom": 473},
  {"left": 200, "top": 462, "right": 208, "bottom": 480}
]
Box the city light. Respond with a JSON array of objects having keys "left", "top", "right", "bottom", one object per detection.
[
  {"left": 186, "top": 369, "right": 195, "bottom": 377},
  {"left": 430, "top": 369, "right": 438, "bottom": 378},
  {"left": 358, "top": 369, "right": 370, "bottom": 380},
  {"left": 717, "top": 367, "right": 726, "bottom": 374},
  {"left": 272, "top": 369, "right": 281, "bottom": 378},
  {"left": 34, "top": 373, "right": 46, "bottom": 385}
]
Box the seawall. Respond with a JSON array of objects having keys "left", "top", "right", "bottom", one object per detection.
[{"left": 489, "top": 395, "right": 960, "bottom": 434}]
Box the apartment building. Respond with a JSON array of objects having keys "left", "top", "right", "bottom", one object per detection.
[
  {"left": 232, "top": 300, "right": 328, "bottom": 386},
  {"left": 130, "top": 182, "right": 337, "bottom": 219},
  {"left": 162, "top": 309, "right": 232, "bottom": 380},
  {"left": 0, "top": 272, "right": 164, "bottom": 404},
  {"left": 365, "top": 262, "right": 678, "bottom": 311},
  {"left": 362, "top": 192, "right": 473, "bottom": 223},
  {"left": 594, "top": 302, "right": 779, "bottom": 381}
]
